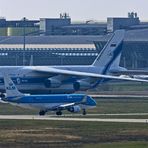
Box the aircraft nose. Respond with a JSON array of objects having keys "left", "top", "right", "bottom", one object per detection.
[{"left": 87, "top": 96, "right": 97, "bottom": 106}]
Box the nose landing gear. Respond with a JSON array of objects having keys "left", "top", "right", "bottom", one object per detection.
[
  {"left": 56, "top": 111, "right": 62, "bottom": 116},
  {"left": 39, "top": 110, "right": 46, "bottom": 116}
]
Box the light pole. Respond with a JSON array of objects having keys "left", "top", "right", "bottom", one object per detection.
[{"left": 23, "top": 17, "right": 26, "bottom": 66}]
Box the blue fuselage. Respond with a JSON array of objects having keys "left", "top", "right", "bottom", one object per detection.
[{"left": 3, "top": 94, "right": 96, "bottom": 111}]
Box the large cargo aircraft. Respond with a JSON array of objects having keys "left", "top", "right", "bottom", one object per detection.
[
  {"left": 0, "top": 30, "right": 147, "bottom": 94},
  {"left": 1, "top": 74, "right": 96, "bottom": 115}
]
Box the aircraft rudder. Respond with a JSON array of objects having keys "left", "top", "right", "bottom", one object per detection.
[
  {"left": 3, "top": 74, "right": 24, "bottom": 99},
  {"left": 92, "top": 30, "right": 125, "bottom": 74}
]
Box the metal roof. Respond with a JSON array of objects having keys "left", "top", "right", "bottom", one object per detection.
[{"left": 0, "top": 29, "right": 148, "bottom": 44}]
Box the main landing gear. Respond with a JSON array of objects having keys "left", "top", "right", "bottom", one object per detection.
[
  {"left": 39, "top": 110, "right": 46, "bottom": 116},
  {"left": 0, "top": 93, "right": 6, "bottom": 99},
  {"left": 39, "top": 110, "right": 63, "bottom": 116},
  {"left": 82, "top": 109, "right": 86, "bottom": 115},
  {"left": 39, "top": 109, "right": 86, "bottom": 116}
]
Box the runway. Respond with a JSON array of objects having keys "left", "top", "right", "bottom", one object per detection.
[
  {"left": 90, "top": 94, "right": 148, "bottom": 99},
  {"left": 58, "top": 113, "right": 148, "bottom": 116},
  {"left": 0, "top": 114, "right": 148, "bottom": 123}
]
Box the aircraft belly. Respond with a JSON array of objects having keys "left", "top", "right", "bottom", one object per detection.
[
  {"left": 16, "top": 103, "right": 62, "bottom": 110},
  {"left": 0, "top": 83, "right": 75, "bottom": 94}
]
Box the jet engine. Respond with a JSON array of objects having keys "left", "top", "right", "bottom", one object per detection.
[
  {"left": 73, "top": 80, "right": 91, "bottom": 91},
  {"left": 67, "top": 105, "right": 81, "bottom": 113},
  {"left": 44, "top": 78, "right": 61, "bottom": 88}
]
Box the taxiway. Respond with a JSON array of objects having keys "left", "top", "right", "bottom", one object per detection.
[{"left": 0, "top": 114, "right": 148, "bottom": 123}]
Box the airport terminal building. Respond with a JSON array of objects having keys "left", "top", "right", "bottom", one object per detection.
[
  {"left": 0, "top": 12, "right": 148, "bottom": 69},
  {"left": 0, "top": 29, "right": 148, "bottom": 69}
]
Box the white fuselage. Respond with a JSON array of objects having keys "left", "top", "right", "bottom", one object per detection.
[{"left": 0, "top": 65, "right": 106, "bottom": 94}]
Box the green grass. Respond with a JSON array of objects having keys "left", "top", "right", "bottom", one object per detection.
[
  {"left": 1, "top": 97, "right": 148, "bottom": 147},
  {"left": 1, "top": 84, "right": 148, "bottom": 147},
  {"left": 96, "top": 83, "right": 148, "bottom": 91},
  {"left": 0, "top": 103, "right": 37, "bottom": 115},
  {"left": 84, "top": 141, "right": 148, "bottom": 148},
  {"left": 0, "top": 120, "right": 148, "bottom": 147},
  {"left": 92, "top": 98, "right": 148, "bottom": 114}
]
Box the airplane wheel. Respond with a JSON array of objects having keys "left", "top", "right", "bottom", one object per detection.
[
  {"left": 0, "top": 93, "right": 5, "bottom": 99},
  {"left": 39, "top": 110, "right": 46, "bottom": 116},
  {"left": 56, "top": 111, "right": 62, "bottom": 116},
  {"left": 82, "top": 109, "right": 86, "bottom": 115}
]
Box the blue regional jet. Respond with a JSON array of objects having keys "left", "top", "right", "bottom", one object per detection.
[{"left": 1, "top": 74, "right": 96, "bottom": 115}]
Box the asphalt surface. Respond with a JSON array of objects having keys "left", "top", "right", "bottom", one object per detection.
[
  {"left": 0, "top": 114, "right": 148, "bottom": 123},
  {"left": 90, "top": 94, "right": 148, "bottom": 99}
]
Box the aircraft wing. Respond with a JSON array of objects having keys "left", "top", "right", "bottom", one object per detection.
[
  {"left": 51, "top": 102, "right": 78, "bottom": 111},
  {"left": 111, "top": 70, "right": 148, "bottom": 75},
  {"left": 59, "top": 103, "right": 76, "bottom": 108},
  {"left": 29, "top": 66, "right": 148, "bottom": 83},
  {"left": 51, "top": 95, "right": 87, "bottom": 111}
]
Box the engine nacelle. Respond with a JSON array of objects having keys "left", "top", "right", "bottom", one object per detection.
[
  {"left": 44, "top": 78, "right": 61, "bottom": 88},
  {"left": 67, "top": 105, "right": 81, "bottom": 113},
  {"left": 73, "top": 80, "right": 91, "bottom": 91}
]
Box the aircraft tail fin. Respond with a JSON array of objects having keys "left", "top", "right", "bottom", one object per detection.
[
  {"left": 92, "top": 30, "right": 125, "bottom": 74},
  {"left": 3, "top": 74, "right": 24, "bottom": 99},
  {"left": 94, "top": 40, "right": 123, "bottom": 72},
  {"left": 109, "top": 52, "right": 122, "bottom": 71}
]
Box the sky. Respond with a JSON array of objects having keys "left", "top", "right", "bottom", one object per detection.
[{"left": 0, "top": 0, "right": 148, "bottom": 21}]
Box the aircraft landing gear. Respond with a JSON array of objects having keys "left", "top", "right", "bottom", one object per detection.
[
  {"left": 39, "top": 110, "right": 46, "bottom": 116},
  {"left": 56, "top": 111, "right": 62, "bottom": 116},
  {"left": 0, "top": 93, "right": 6, "bottom": 99},
  {"left": 82, "top": 109, "right": 86, "bottom": 115}
]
